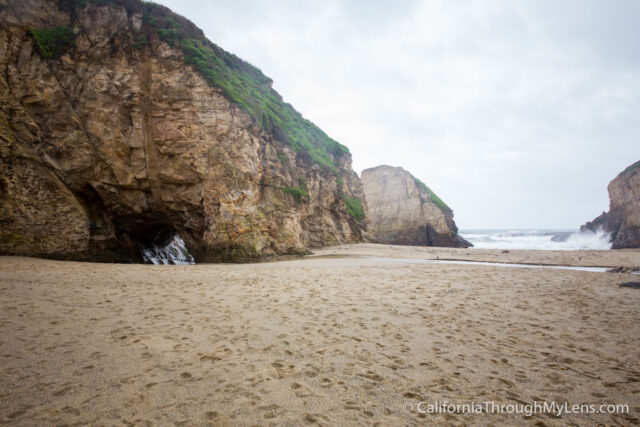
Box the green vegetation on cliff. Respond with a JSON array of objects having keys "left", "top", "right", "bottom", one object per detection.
[
  {"left": 621, "top": 160, "right": 640, "bottom": 176},
  {"left": 414, "top": 178, "right": 450, "bottom": 212},
  {"left": 28, "top": 26, "right": 75, "bottom": 59},
  {"left": 345, "top": 196, "right": 364, "bottom": 222},
  {"left": 140, "top": 2, "right": 349, "bottom": 173},
  {"left": 51, "top": 0, "right": 350, "bottom": 173},
  {"left": 277, "top": 178, "right": 309, "bottom": 203},
  {"left": 279, "top": 186, "right": 309, "bottom": 203}
]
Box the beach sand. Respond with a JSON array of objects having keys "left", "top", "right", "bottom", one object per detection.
[{"left": 1, "top": 244, "right": 639, "bottom": 425}]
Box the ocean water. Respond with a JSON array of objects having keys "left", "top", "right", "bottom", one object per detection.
[{"left": 460, "top": 229, "right": 612, "bottom": 250}]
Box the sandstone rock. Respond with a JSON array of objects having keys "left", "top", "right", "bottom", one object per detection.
[
  {"left": 361, "top": 165, "right": 470, "bottom": 247},
  {"left": 0, "top": 0, "right": 369, "bottom": 262},
  {"left": 581, "top": 161, "right": 640, "bottom": 249}
]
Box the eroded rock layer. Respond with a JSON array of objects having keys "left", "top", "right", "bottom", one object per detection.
[
  {"left": 361, "top": 165, "right": 470, "bottom": 247},
  {"left": 0, "top": 0, "right": 369, "bottom": 262}
]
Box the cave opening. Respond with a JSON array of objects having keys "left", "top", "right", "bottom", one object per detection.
[
  {"left": 73, "top": 185, "right": 193, "bottom": 264},
  {"left": 113, "top": 215, "right": 194, "bottom": 265},
  {"left": 114, "top": 215, "right": 176, "bottom": 248}
]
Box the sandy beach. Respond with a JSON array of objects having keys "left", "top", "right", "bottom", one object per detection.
[{"left": 1, "top": 244, "right": 639, "bottom": 425}]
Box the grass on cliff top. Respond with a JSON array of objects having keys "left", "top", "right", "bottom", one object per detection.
[
  {"left": 57, "top": 0, "right": 145, "bottom": 21},
  {"left": 53, "top": 0, "right": 350, "bottom": 173},
  {"left": 28, "top": 26, "right": 75, "bottom": 59},
  {"left": 414, "top": 178, "right": 450, "bottom": 212},
  {"left": 621, "top": 160, "right": 640, "bottom": 176},
  {"left": 140, "top": 2, "right": 349, "bottom": 173}
]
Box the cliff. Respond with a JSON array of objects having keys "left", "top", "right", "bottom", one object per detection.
[
  {"left": 0, "top": 0, "right": 369, "bottom": 262},
  {"left": 361, "top": 165, "right": 470, "bottom": 247},
  {"left": 581, "top": 160, "right": 640, "bottom": 249}
]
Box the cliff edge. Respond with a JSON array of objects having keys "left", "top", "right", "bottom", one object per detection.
[
  {"left": 0, "top": 0, "right": 369, "bottom": 262},
  {"left": 581, "top": 160, "right": 640, "bottom": 249},
  {"left": 361, "top": 165, "right": 470, "bottom": 247}
]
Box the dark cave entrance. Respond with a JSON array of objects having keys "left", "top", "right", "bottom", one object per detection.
[
  {"left": 113, "top": 215, "right": 194, "bottom": 265},
  {"left": 74, "top": 185, "right": 193, "bottom": 263},
  {"left": 114, "top": 215, "right": 177, "bottom": 248}
]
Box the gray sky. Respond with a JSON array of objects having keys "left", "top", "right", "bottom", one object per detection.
[{"left": 154, "top": 0, "right": 640, "bottom": 229}]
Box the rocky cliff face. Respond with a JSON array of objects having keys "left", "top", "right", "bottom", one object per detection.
[
  {"left": 581, "top": 161, "right": 640, "bottom": 249},
  {"left": 361, "top": 165, "right": 470, "bottom": 247},
  {"left": 0, "top": 0, "right": 369, "bottom": 262}
]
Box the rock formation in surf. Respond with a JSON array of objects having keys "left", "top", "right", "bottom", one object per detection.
[
  {"left": 581, "top": 160, "right": 640, "bottom": 249},
  {"left": 361, "top": 165, "right": 471, "bottom": 247},
  {"left": 0, "top": 0, "right": 369, "bottom": 262}
]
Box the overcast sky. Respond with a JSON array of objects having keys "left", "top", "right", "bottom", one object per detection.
[{"left": 154, "top": 0, "right": 640, "bottom": 229}]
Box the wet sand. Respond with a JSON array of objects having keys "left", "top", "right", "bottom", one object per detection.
[
  {"left": 1, "top": 244, "right": 639, "bottom": 425},
  {"left": 312, "top": 243, "right": 640, "bottom": 268}
]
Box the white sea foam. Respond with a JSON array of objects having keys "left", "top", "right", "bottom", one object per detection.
[
  {"left": 460, "top": 229, "right": 612, "bottom": 250},
  {"left": 141, "top": 234, "right": 195, "bottom": 265}
]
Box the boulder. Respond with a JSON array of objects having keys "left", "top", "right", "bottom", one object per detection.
[
  {"left": 361, "top": 165, "right": 470, "bottom": 247},
  {"left": 581, "top": 161, "right": 640, "bottom": 249}
]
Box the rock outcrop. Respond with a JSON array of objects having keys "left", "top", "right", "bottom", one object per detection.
[
  {"left": 581, "top": 160, "right": 640, "bottom": 249},
  {"left": 0, "top": 0, "right": 369, "bottom": 262},
  {"left": 361, "top": 165, "right": 470, "bottom": 247}
]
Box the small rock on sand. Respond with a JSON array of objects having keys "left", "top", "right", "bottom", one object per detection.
[{"left": 619, "top": 282, "right": 640, "bottom": 289}]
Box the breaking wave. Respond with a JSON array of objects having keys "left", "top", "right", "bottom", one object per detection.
[
  {"left": 460, "top": 229, "right": 612, "bottom": 250},
  {"left": 141, "top": 234, "right": 195, "bottom": 265}
]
